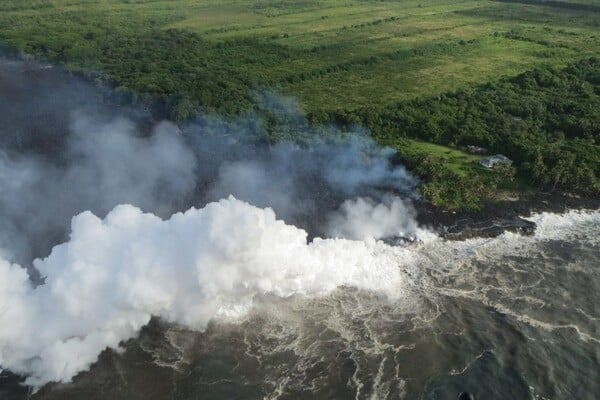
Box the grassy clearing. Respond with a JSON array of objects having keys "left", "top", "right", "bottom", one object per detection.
[{"left": 398, "top": 140, "right": 482, "bottom": 176}]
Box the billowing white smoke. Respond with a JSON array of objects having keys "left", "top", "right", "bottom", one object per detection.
[{"left": 0, "top": 197, "right": 410, "bottom": 388}]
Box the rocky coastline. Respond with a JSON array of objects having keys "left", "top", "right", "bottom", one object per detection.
[{"left": 415, "top": 192, "right": 600, "bottom": 241}]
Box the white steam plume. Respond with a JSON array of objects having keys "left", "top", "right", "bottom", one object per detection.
[
  {"left": 0, "top": 197, "right": 410, "bottom": 388},
  {"left": 327, "top": 195, "right": 418, "bottom": 241}
]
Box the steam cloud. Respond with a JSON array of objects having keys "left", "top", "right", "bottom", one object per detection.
[
  {"left": 0, "top": 198, "right": 410, "bottom": 387},
  {"left": 0, "top": 59, "right": 423, "bottom": 388},
  {"left": 327, "top": 195, "right": 419, "bottom": 242}
]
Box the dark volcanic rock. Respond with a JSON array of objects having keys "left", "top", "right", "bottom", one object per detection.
[
  {"left": 414, "top": 192, "right": 599, "bottom": 241},
  {"left": 0, "top": 371, "right": 29, "bottom": 400},
  {"left": 443, "top": 217, "right": 535, "bottom": 241}
]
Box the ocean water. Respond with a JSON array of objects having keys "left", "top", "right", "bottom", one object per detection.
[{"left": 5, "top": 210, "right": 597, "bottom": 400}]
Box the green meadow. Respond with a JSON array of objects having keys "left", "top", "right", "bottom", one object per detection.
[
  {"left": 0, "top": 0, "right": 598, "bottom": 209},
  {"left": 1, "top": 0, "right": 598, "bottom": 111}
]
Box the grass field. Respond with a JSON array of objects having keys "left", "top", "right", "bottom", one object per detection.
[
  {"left": 0, "top": 0, "right": 598, "bottom": 112},
  {"left": 400, "top": 139, "right": 482, "bottom": 176}
]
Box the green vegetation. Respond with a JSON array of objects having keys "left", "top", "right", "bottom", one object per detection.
[
  {"left": 387, "top": 140, "right": 497, "bottom": 211},
  {"left": 338, "top": 59, "right": 600, "bottom": 203},
  {"left": 0, "top": 0, "right": 598, "bottom": 210}
]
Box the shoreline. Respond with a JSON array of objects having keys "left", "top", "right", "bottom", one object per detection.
[{"left": 415, "top": 191, "right": 600, "bottom": 241}]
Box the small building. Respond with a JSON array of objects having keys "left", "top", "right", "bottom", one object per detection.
[
  {"left": 479, "top": 154, "right": 512, "bottom": 168},
  {"left": 467, "top": 145, "right": 488, "bottom": 154}
]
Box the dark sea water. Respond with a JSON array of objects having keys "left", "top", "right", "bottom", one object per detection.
[{"left": 3, "top": 210, "right": 597, "bottom": 400}]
